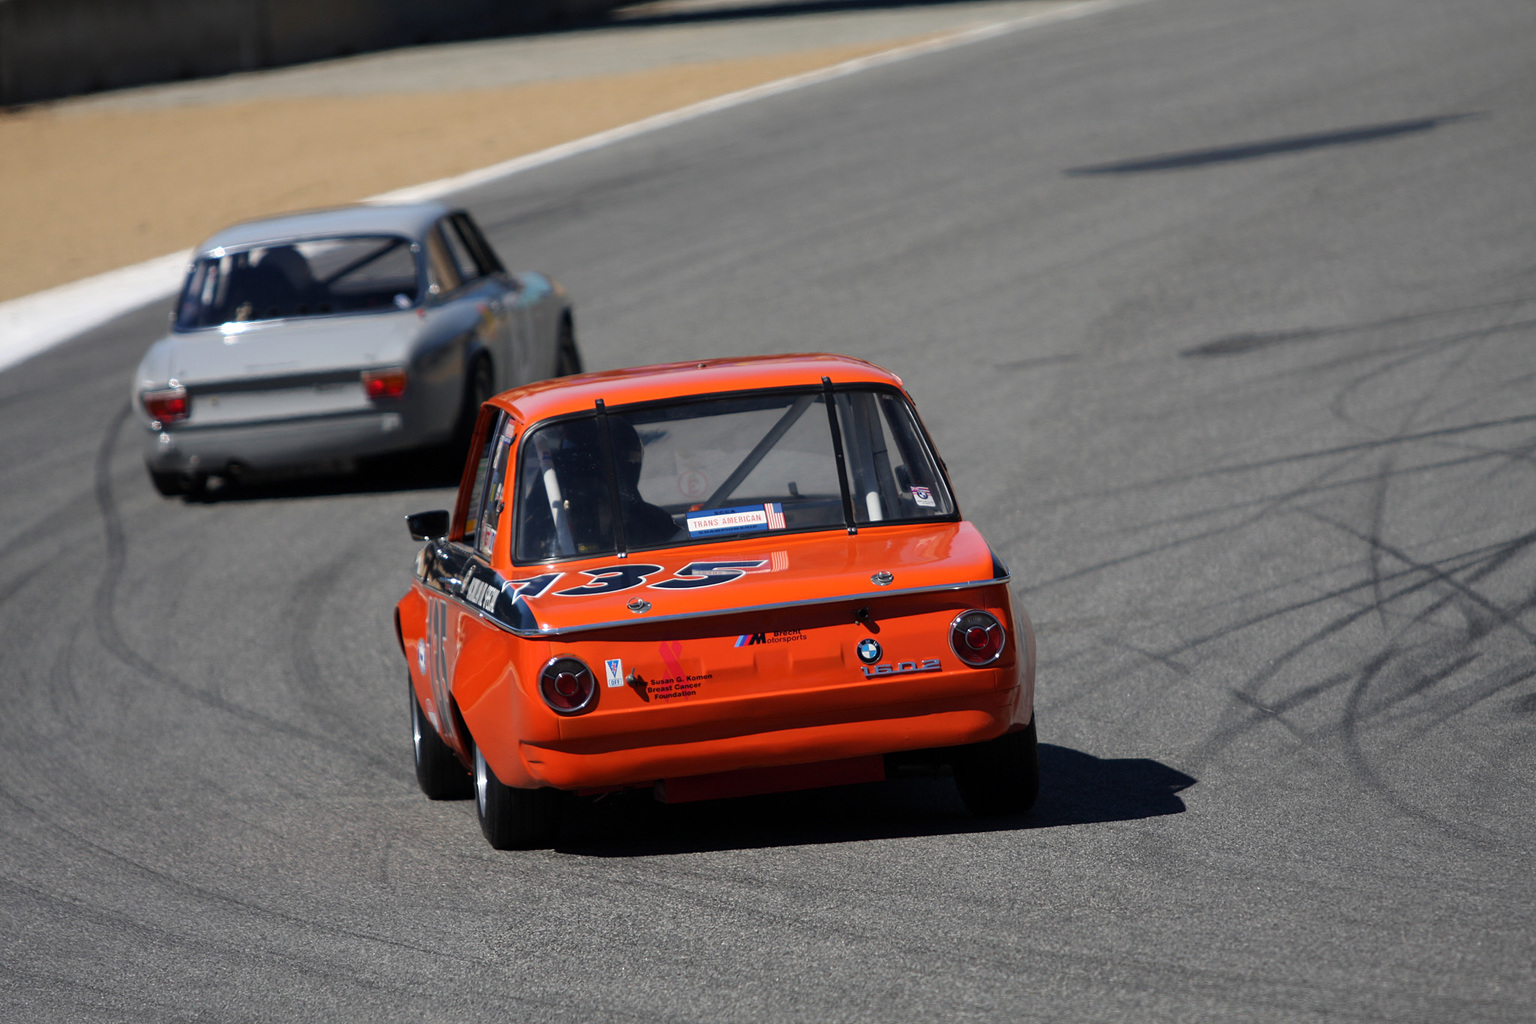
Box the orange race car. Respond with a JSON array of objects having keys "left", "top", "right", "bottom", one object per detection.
[{"left": 395, "top": 354, "right": 1037, "bottom": 848}]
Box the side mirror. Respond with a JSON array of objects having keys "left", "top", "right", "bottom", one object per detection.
[{"left": 405, "top": 509, "right": 450, "bottom": 542}]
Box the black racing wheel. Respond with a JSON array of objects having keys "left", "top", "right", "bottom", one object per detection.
[
  {"left": 474, "top": 743, "right": 560, "bottom": 850},
  {"left": 410, "top": 679, "right": 472, "bottom": 800},
  {"left": 554, "top": 315, "right": 582, "bottom": 377},
  {"left": 146, "top": 466, "right": 185, "bottom": 497},
  {"left": 451, "top": 354, "right": 494, "bottom": 458},
  {"left": 953, "top": 717, "right": 1040, "bottom": 816}
]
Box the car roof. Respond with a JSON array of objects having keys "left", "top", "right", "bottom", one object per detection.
[
  {"left": 192, "top": 202, "right": 454, "bottom": 255},
  {"left": 489, "top": 353, "right": 907, "bottom": 424}
]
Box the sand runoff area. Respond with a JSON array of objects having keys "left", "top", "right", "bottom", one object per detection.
[{"left": 0, "top": 1, "right": 1088, "bottom": 305}]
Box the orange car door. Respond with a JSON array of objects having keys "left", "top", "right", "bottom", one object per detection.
[{"left": 443, "top": 411, "right": 519, "bottom": 733}]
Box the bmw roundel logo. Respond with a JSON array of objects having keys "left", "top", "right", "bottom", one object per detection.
[{"left": 856, "top": 638, "right": 882, "bottom": 665}]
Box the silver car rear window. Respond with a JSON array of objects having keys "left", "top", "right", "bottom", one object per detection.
[{"left": 175, "top": 235, "right": 420, "bottom": 328}]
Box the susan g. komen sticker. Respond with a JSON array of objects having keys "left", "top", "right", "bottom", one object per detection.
[{"left": 911, "top": 486, "right": 936, "bottom": 508}]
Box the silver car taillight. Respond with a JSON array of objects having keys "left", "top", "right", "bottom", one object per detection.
[{"left": 142, "top": 384, "right": 189, "bottom": 427}]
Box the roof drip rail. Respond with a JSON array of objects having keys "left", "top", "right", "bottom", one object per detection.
[
  {"left": 594, "top": 398, "right": 628, "bottom": 557},
  {"left": 823, "top": 376, "right": 857, "bottom": 535}
]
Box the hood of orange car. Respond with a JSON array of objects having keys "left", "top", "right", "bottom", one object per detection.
[{"left": 504, "top": 521, "right": 1002, "bottom": 636}]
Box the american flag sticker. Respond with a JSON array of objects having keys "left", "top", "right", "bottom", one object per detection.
[{"left": 764, "top": 502, "right": 786, "bottom": 530}]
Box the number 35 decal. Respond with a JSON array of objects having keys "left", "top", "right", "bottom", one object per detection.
[
  {"left": 651, "top": 560, "right": 767, "bottom": 589},
  {"left": 521, "top": 560, "right": 770, "bottom": 599},
  {"left": 555, "top": 564, "right": 663, "bottom": 596}
]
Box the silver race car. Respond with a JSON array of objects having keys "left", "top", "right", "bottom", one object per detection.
[{"left": 131, "top": 202, "right": 579, "bottom": 495}]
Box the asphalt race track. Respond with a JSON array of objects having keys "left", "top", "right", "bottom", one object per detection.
[{"left": 2, "top": 0, "right": 1533, "bottom": 1019}]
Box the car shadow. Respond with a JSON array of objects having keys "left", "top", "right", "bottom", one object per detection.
[
  {"left": 553, "top": 744, "right": 1195, "bottom": 856},
  {"left": 1063, "top": 113, "right": 1482, "bottom": 175},
  {"left": 178, "top": 449, "right": 464, "bottom": 503}
]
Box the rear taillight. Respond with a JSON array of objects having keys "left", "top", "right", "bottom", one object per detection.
[
  {"left": 141, "top": 385, "right": 188, "bottom": 426},
  {"left": 539, "top": 657, "right": 597, "bottom": 715},
  {"left": 362, "top": 367, "right": 408, "bottom": 400},
  {"left": 950, "top": 610, "right": 1005, "bottom": 667}
]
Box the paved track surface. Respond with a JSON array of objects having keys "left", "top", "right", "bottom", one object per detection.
[{"left": 2, "top": 0, "right": 1533, "bottom": 1019}]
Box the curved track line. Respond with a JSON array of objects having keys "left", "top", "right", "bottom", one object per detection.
[
  {"left": 88, "top": 402, "right": 394, "bottom": 762},
  {"left": 0, "top": 0, "right": 1147, "bottom": 377}
]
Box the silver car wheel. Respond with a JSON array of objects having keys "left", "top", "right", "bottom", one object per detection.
[{"left": 475, "top": 746, "right": 489, "bottom": 816}]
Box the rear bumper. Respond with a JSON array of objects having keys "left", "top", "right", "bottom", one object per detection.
[
  {"left": 439, "top": 577, "right": 1034, "bottom": 794},
  {"left": 517, "top": 694, "right": 1016, "bottom": 790},
  {"left": 141, "top": 409, "right": 445, "bottom": 475}
]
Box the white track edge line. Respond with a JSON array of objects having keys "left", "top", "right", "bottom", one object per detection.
[
  {"left": 369, "top": 0, "right": 1143, "bottom": 203},
  {"left": 0, "top": 0, "right": 1144, "bottom": 376}
]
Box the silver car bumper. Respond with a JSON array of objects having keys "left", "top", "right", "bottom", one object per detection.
[{"left": 142, "top": 409, "right": 445, "bottom": 476}]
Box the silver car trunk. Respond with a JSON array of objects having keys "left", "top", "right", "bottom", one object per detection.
[{"left": 154, "top": 313, "right": 421, "bottom": 427}]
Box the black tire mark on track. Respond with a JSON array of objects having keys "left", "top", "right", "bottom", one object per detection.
[
  {"left": 0, "top": 488, "right": 118, "bottom": 611},
  {"left": 1052, "top": 288, "right": 1536, "bottom": 840},
  {"left": 89, "top": 402, "right": 386, "bottom": 759},
  {"left": 281, "top": 539, "right": 406, "bottom": 777},
  {"left": 0, "top": 782, "right": 484, "bottom": 972},
  {"left": 1017, "top": 411, "right": 1536, "bottom": 518},
  {"left": 1307, "top": 509, "right": 1536, "bottom": 648}
]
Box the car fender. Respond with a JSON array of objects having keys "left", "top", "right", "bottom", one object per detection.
[
  {"left": 130, "top": 338, "right": 176, "bottom": 424},
  {"left": 396, "top": 589, "right": 435, "bottom": 721},
  {"left": 1013, "top": 599, "right": 1036, "bottom": 727},
  {"left": 408, "top": 319, "right": 483, "bottom": 436},
  {"left": 510, "top": 271, "right": 562, "bottom": 372},
  {"left": 458, "top": 644, "right": 557, "bottom": 790}
]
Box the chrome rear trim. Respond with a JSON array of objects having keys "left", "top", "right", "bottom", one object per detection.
[{"left": 487, "top": 574, "right": 1012, "bottom": 638}]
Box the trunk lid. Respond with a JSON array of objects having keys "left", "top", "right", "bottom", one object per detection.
[{"left": 159, "top": 312, "right": 420, "bottom": 385}]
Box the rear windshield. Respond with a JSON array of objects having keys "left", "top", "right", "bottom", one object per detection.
[
  {"left": 175, "top": 235, "right": 420, "bottom": 329},
  {"left": 513, "top": 387, "right": 955, "bottom": 563}
]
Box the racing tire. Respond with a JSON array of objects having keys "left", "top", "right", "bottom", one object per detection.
[
  {"left": 953, "top": 717, "right": 1039, "bottom": 816},
  {"left": 451, "top": 354, "right": 494, "bottom": 458},
  {"left": 147, "top": 466, "right": 185, "bottom": 497},
  {"left": 410, "top": 681, "right": 472, "bottom": 800},
  {"left": 554, "top": 316, "right": 583, "bottom": 377},
  {"left": 474, "top": 743, "right": 560, "bottom": 850}
]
